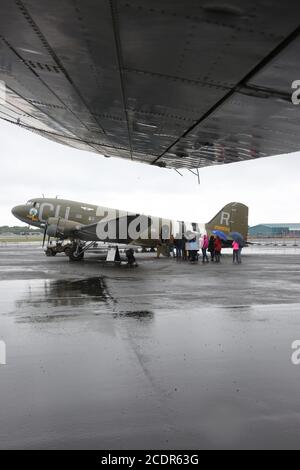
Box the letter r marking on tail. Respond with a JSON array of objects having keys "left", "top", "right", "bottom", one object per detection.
[{"left": 220, "top": 211, "right": 230, "bottom": 226}]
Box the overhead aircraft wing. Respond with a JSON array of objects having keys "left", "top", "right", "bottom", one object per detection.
[{"left": 1, "top": 1, "right": 300, "bottom": 169}]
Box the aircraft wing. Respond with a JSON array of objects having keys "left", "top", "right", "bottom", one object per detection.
[
  {"left": 72, "top": 220, "right": 120, "bottom": 242},
  {"left": 72, "top": 214, "right": 151, "bottom": 243},
  {"left": 1, "top": 1, "right": 300, "bottom": 169}
]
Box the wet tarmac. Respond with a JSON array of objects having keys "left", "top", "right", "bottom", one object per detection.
[{"left": 1, "top": 244, "right": 300, "bottom": 449}]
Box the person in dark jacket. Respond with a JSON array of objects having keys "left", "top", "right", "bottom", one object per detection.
[
  {"left": 208, "top": 235, "right": 215, "bottom": 262},
  {"left": 182, "top": 235, "right": 188, "bottom": 261},
  {"left": 214, "top": 236, "right": 222, "bottom": 263},
  {"left": 174, "top": 236, "right": 183, "bottom": 259},
  {"left": 126, "top": 248, "right": 137, "bottom": 267}
]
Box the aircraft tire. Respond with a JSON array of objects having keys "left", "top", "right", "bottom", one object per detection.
[
  {"left": 68, "top": 249, "right": 84, "bottom": 262},
  {"left": 45, "top": 248, "right": 53, "bottom": 257}
]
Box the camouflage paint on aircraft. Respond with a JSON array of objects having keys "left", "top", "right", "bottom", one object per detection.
[{"left": 12, "top": 198, "right": 249, "bottom": 245}]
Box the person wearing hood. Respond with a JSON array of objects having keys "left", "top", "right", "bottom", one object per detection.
[{"left": 200, "top": 234, "right": 209, "bottom": 263}]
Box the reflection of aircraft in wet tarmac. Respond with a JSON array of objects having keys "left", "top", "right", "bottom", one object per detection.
[
  {"left": 16, "top": 278, "right": 113, "bottom": 310},
  {"left": 15, "top": 277, "right": 153, "bottom": 324},
  {"left": 12, "top": 198, "right": 248, "bottom": 261}
]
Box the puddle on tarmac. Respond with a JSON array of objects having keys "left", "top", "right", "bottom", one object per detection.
[
  {"left": 1, "top": 277, "right": 154, "bottom": 325},
  {"left": 15, "top": 277, "right": 114, "bottom": 309},
  {"left": 0, "top": 277, "right": 116, "bottom": 323}
]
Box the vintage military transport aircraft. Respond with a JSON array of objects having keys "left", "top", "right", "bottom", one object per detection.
[{"left": 12, "top": 198, "right": 248, "bottom": 261}]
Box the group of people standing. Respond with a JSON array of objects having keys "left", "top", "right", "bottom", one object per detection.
[
  {"left": 202, "top": 235, "right": 222, "bottom": 263},
  {"left": 172, "top": 234, "right": 242, "bottom": 264}
]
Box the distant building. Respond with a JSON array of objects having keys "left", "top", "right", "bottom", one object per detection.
[{"left": 249, "top": 224, "right": 300, "bottom": 238}]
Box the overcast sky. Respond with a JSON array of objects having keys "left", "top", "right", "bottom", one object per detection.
[{"left": 1, "top": 118, "right": 299, "bottom": 227}]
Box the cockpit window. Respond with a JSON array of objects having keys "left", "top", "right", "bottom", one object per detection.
[{"left": 26, "top": 200, "right": 40, "bottom": 208}]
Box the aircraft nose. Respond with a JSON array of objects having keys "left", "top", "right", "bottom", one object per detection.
[
  {"left": 11, "top": 205, "right": 18, "bottom": 216},
  {"left": 11, "top": 205, "right": 25, "bottom": 220}
]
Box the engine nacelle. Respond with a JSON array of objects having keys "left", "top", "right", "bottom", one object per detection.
[{"left": 46, "top": 217, "right": 82, "bottom": 239}]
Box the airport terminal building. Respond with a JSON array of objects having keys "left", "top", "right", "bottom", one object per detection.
[{"left": 249, "top": 224, "right": 300, "bottom": 238}]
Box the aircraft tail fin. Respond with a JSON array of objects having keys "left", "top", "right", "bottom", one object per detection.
[{"left": 205, "top": 202, "right": 249, "bottom": 240}]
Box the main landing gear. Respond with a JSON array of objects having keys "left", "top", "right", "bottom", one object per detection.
[
  {"left": 65, "top": 242, "right": 85, "bottom": 261},
  {"left": 65, "top": 241, "right": 97, "bottom": 262}
]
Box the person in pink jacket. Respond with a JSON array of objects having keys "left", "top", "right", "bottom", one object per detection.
[
  {"left": 232, "top": 240, "right": 240, "bottom": 264},
  {"left": 200, "top": 234, "right": 209, "bottom": 263}
]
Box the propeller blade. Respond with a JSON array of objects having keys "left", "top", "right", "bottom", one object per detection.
[{"left": 42, "top": 224, "right": 47, "bottom": 247}]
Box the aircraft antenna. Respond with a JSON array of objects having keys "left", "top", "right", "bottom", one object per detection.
[{"left": 188, "top": 168, "right": 201, "bottom": 185}]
